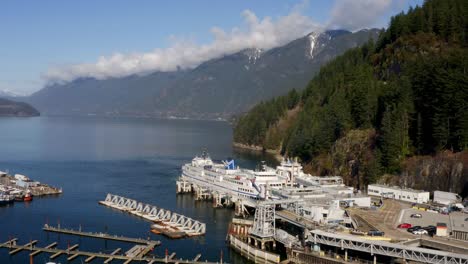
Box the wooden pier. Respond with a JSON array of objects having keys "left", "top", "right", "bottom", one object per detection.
[
  {"left": 43, "top": 224, "right": 160, "bottom": 246},
  {"left": 0, "top": 238, "right": 221, "bottom": 264}
]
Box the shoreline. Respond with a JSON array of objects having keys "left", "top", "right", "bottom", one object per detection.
[{"left": 232, "top": 142, "right": 283, "bottom": 162}]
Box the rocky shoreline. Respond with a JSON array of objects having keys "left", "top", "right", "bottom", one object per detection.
[{"left": 232, "top": 142, "right": 283, "bottom": 162}]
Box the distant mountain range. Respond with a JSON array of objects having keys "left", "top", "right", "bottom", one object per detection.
[
  {"left": 0, "top": 98, "right": 40, "bottom": 117},
  {"left": 26, "top": 29, "right": 380, "bottom": 119},
  {"left": 0, "top": 89, "right": 25, "bottom": 98}
]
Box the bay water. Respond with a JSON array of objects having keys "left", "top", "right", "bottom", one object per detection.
[{"left": 0, "top": 116, "right": 276, "bottom": 264}]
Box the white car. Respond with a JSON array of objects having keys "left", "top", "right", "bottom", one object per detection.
[
  {"left": 412, "top": 229, "right": 428, "bottom": 235},
  {"left": 410, "top": 213, "right": 423, "bottom": 218}
]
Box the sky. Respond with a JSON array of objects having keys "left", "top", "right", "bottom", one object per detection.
[{"left": 0, "top": 0, "right": 423, "bottom": 95}]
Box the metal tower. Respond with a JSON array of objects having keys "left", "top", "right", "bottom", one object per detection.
[{"left": 250, "top": 203, "right": 276, "bottom": 238}]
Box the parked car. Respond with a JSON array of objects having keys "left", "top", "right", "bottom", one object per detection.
[
  {"left": 410, "top": 213, "right": 422, "bottom": 218},
  {"left": 423, "top": 226, "right": 436, "bottom": 236},
  {"left": 398, "top": 223, "right": 412, "bottom": 229},
  {"left": 407, "top": 226, "right": 422, "bottom": 233},
  {"left": 367, "top": 230, "right": 385, "bottom": 236},
  {"left": 412, "top": 229, "right": 428, "bottom": 235}
]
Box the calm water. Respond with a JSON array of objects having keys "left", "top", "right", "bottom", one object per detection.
[{"left": 0, "top": 116, "right": 276, "bottom": 264}]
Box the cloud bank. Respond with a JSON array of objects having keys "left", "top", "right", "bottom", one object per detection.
[
  {"left": 44, "top": 9, "right": 320, "bottom": 83},
  {"left": 44, "top": 0, "right": 403, "bottom": 84},
  {"left": 327, "top": 0, "right": 400, "bottom": 31}
]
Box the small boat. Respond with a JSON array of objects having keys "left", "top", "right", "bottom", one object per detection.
[
  {"left": 24, "top": 192, "right": 33, "bottom": 202},
  {"left": 151, "top": 223, "right": 169, "bottom": 233},
  {"left": 150, "top": 229, "right": 161, "bottom": 235},
  {"left": 14, "top": 195, "right": 25, "bottom": 202},
  {"left": 0, "top": 193, "right": 14, "bottom": 205},
  {"left": 151, "top": 223, "right": 186, "bottom": 239},
  {"left": 162, "top": 228, "right": 186, "bottom": 239}
]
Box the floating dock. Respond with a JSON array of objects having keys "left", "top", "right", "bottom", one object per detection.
[
  {"left": 0, "top": 238, "right": 216, "bottom": 264},
  {"left": 43, "top": 224, "right": 160, "bottom": 246},
  {"left": 99, "top": 193, "right": 206, "bottom": 237}
]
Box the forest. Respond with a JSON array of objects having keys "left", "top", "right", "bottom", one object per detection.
[{"left": 233, "top": 0, "right": 468, "bottom": 192}]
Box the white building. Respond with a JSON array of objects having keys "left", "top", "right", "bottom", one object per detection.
[
  {"left": 16, "top": 179, "right": 38, "bottom": 188},
  {"left": 14, "top": 174, "right": 29, "bottom": 181},
  {"left": 336, "top": 196, "right": 371, "bottom": 207},
  {"left": 367, "top": 184, "right": 430, "bottom": 204},
  {"left": 433, "top": 191, "right": 461, "bottom": 205},
  {"left": 302, "top": 203, "right": 347, "bottom": 224}
]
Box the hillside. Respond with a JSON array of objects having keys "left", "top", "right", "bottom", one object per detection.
[
  {"left": 27, "top": 29, "right": 379, "bottom": 119},
  {"left": 233, "top": 0, "right": 468, "bottom": 194},
  {"left": 0, "top": 98, "right": 40, "bottom": 117}
]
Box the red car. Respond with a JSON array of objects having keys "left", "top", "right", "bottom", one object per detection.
[{"left": 398, "top": 223, "right": 412, "bottom": 229}]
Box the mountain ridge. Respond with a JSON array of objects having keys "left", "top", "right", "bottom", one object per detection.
[
  {"left": 0, "top": 97, "right": 40, "bottom": 117},
  {"left": 26, "top": 29, "right": 380, "bottom": 119}
]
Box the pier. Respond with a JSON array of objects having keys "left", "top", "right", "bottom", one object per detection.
[
  {"left": 99, "top": 193, "right": 206, "bottom": 237},
  {"left": 0, "top": 172, "right": 62, "bottom": 197},
  {"left": 43, "top": 224, "right": 160, "bottom": 246},
  {"left": 0, "top": 238, "right": 217, "bottom": 264},
  {"left": 176, "top": 176, "right": 256, "bottom": 217}
]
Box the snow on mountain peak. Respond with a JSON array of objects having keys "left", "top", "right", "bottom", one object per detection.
[
  {"left": 308, "top": 33, "right": 318, "bottom": 59},
  {"left": 244, "top": 48, "right": 263, "bottom": 64}
]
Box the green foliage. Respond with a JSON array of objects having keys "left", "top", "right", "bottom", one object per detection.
[
  {"left": 234, "top": 0, "right": 468, "bottom": 185},
  {"left": 376, "top": 0, "right": 468, "bottom": 50},
  {"left": 233, "top": 90, "right": 300, "bottom": 146}
]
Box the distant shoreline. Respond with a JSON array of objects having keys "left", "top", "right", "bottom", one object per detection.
[
  {"left": 30, "top": 113, "right": 229, "bottom": 122},
  {"left": 232, "top": 142, "right": 282, "bottom": 161}
]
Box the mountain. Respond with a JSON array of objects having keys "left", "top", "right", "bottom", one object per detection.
[
  {"left": 233, "top": 0, "right": 468, "bottom": 194},
  {"left": 28, "top": 71, "right": 184, "bottom": 117},
  {"left": 27, "top": 29, "right": 380, "bottom": 119},
  {"left": 0, "top": 98, "right": 40, "bottom": 117}
]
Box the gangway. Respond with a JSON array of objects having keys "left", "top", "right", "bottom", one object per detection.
[{"left": 309, "top": 229, "right": 468, "bottom": 264}]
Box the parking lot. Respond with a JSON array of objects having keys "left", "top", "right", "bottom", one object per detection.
[{"left": 399, "top": 208, "right": 468, "bottom": 232}]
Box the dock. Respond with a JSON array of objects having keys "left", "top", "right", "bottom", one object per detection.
[
  {"left": 0, "top": 238, "right": 220, "bottom": 264},
  {"left": 99, "top": 193, "right": 206, "bottom": 237},
  {"left": 43, "top": 224, "right": 160, "bottom": 246},
  {"left": 0, "top": 172, "right": 62, "bottom": 197}
]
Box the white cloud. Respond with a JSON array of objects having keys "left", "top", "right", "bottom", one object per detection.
[
  {"left": 44, "top": 8, "right": 321, "bottom": 83},
  {"left": 327, "top": 0, "right": 396, "bottom": 31}
]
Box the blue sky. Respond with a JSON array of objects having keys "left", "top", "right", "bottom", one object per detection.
[{"left": 0, "top": 0, "right": 423, "bottom": 95}]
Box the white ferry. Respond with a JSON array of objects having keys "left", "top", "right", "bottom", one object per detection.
[
  {"left": 181, "top": 152, "right": 293, "bottom": 201},
  {"left": 275, "top": 158, "right": 345, "bottom": 188},
  {"left": 180, "top": 152, "right": 349, "bottom": 201}
]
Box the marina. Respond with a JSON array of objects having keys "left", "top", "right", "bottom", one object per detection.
[
  {"left": 0, "top": 238, "right": 214, "bottom": 264},
  {"left": 0, "top": 170, "right": 62, "bottom": 204},
  {"left": 1, "top": 224, "right": 219, "bottom": 264}
]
